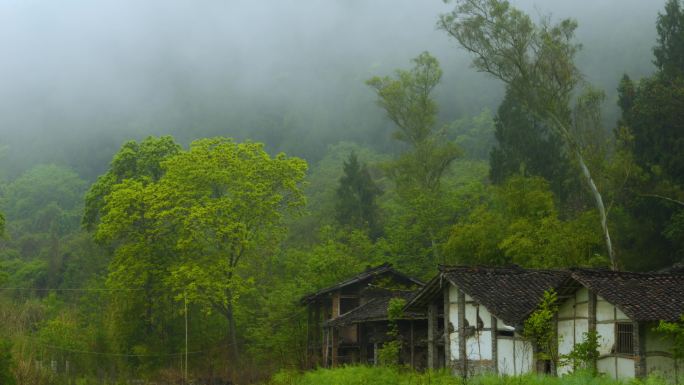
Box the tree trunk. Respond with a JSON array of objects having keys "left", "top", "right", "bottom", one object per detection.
[
  {"left": 226, "top": 303, "right": 239, "bottom": 364},
  {"left": 575, "top": 149, "right": 617, "bottom": 270},
  {"left": 548, "top": 113, "right": 618, "bottom": 271}
]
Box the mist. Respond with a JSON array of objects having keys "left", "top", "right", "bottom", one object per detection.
[{"left": 0, "top": 0, "right": 662, "bottom": 179}]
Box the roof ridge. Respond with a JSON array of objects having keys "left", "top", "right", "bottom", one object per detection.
[{"left": 571, "top": 268, "right": 684, "bottom": 277}]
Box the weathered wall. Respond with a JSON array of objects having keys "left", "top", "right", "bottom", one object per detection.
[
  {"left": 447, "top": 284, "right": 533, "bottom": 376},
  {"left": 557, "top": 288, "right": 642, "bottom": 380},
  {"left": 643, "top": 323, "right": 678, "bottom": 381},
  {"left": 497, "top": 336, "right": 534, "bottom": 376},
  {"left": 558, "top": 287, "right": 589, "bottom": 376}
]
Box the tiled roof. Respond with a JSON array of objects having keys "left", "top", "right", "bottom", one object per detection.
[
  {"left": 570, "top": 268, "right": 684, "bottom": 322},
  {"left": 325, "top": 290, "right": 425, "bottom": 327},
  {"left": 441, "top": 266, "right": 570, "bottom": 326},
  {"left": 300, "top": 263, "right": 424, "bottom": 304},
  {"left": 404, "top": 265, "right": 569, "bottom": 327}
]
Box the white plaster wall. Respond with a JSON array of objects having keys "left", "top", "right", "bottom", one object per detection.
[
  {"left": 595, "top": 323, "right": 615, "bottom": 356},
  {"left": 497, "top": 337, "right": 534, "bottom": 376},
  {"left": 515, "top": 337, "right": 534, "bottom": 375},
  {"left": 596, "top": 295, "right": 629, "bottom": 357},
  {"left": 497, "top": 339, "right": 516, "bottom": 375},
  {"left": 465, "top": 302, "right": 493, "bottom": 360},
  {"left": 559, "top": 291, "right": 640, "bottom": 380},
  {"left": 616, "top": 357, "right": 637, "bottom": 379},
  {"left": 448, "top": 284, "right": 459, "bottom": 360},
  {"left": 597, "top": 357, "right": 636, "bottom": 380},
  {"left": 448, "top": 285, "right": 497, "bottom": 362},
  {"left": 644, "top": 325, "right": 677, "bottom": 381},
  {"left": 557, "top": 288, "right": 589, "bottom": 375}
]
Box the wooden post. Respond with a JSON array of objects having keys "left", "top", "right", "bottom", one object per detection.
[
  {"left": 331, "top": 328, "right": 339, "bottom": 367},
  {"left": 359, "top": 323, "right": 367, "bottom": 364},
  {"left": 322, "top": 327, "right": 328, "bottom": 367},
  {"left": 314, "top": 303, "right": 321, "bottom": 367},
  {"left": 634, "top": 321, "right": 646, "bottom": 378},
  {"left": 491, "top": 315, "right": 498, "bottom": 374},
  {"left": 443, "top": 285, "right": 451, "bottom": 367},
  {"left": 458, "top": 289, "right": 467, "bottom": 377},
  {"left": 331, "top": 293, "right": 340, "bottom": 367},
  {"left": 427, "top": 302, "right": 438, "bottom": 369},
  {"left": 588, "top": 291, "right": 597, "bottom": 375},
  {"left": 410, "top": 320, "right": 415, "bottom": 369}
]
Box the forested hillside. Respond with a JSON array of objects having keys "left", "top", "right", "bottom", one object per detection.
[{"left": 0, "top": 0, "right": 682, "bottom": 384}]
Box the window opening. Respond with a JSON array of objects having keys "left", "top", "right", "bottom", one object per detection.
[{"left": 615, "top": 322, "right": 634, "bottom": 354}]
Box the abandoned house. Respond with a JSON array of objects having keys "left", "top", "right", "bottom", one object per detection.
[
  {"left": 301, "top": 263, "right": 425, "bottom": 368},
  {"left": 404, "top": 265, "right": 569, "bottom": 376},
  {"left": 405, "top": 265, "right": 684, "bottom": 382},
  {"left": 556, "top": 269, "right": 684, "bottom": 381}
]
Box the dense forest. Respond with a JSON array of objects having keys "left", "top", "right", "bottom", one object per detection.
[{"left": 0, "top": 0, "right": 682, "bottom": 383}]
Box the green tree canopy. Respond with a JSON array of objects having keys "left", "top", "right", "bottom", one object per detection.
[
  {"left": 93, "top": 137, "right": 307, "bottom": 367},
  {"left": 335, "top": 152, "right": 383, "bottom": 238},
  {"left": 440, "top": 0, "right": 617, "bottom": 269},
  {"left": 83, "top": 135, "right": 181, "bottom": 231},
  {"left": 654, "top": 0, "right": 684, "bottom": 79},
  {"left": 367, "top": 52, "right": 461, "bottom": 265}
]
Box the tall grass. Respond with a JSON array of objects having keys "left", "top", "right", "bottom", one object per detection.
[{"left": 268, "top": 366, "right": 674, "bottom": 385}]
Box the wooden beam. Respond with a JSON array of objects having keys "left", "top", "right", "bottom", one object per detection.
[
  {"left": 458, "top": 288, "right": 467, "bottom": 377},
  {"left": 332, "top": 328, "right": 339, "bottom": 367},
  {"left": 634, "top": 321, "right": 646, "bottom": 378},
  {"left": 443, "top": 285, "right": 451, "bottom": 367},
  {"left": 491, "top": 315, "right": 498, "bottom": 374},
  {"left": 410, "top": 320, "right": 415, "bottom": 369},
  {"left": 307, "top": 304, "right": 313, "bottom": 368},
  {"left": 588, "top": 291, "right": 597, "bottom": 374},
  {"left": 314, "top": 304, "right": 321, "bottom": 367},
  {"left": 427, "top": 302, "right": 438, "bottom": 369}
]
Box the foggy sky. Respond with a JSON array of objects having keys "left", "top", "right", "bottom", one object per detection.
[{"left": 0, "top": 0, "right": 663, "bottom": 179}]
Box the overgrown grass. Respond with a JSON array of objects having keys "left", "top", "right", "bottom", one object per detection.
[{"left": 267, "top": 366, "right": 674, "bottom": 385}]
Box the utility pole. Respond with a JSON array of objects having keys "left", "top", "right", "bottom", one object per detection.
[{"left": 184, "top": 291, "right": 188, "bottom": 384}]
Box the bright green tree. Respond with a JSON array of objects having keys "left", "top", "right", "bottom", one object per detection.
[
  {"left": 158, "top": 138, "right": 307, "bottom": 363},
  {"left": 87, "top": 136, "right": 184, "bottom": 367},
  {"left": 367, "top": 52, "right": 461, "bottom": 265},
  {"left": 656, "top": 315, "right": 684, "bottom": 367},
  {"left": 445, "top": 176, "right": 605, "bottom": 268},
  {"left": 440, "top": 0, "right": 618, "bottom": 269},
  {"left": 524, "top": 290, "right": 560, "bottom": 371},
  {"left": 83, "top": 135, "right": 181, "bottom": 230}
]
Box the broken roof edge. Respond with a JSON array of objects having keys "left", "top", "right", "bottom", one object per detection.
[
  {"left": 403, "top": 273, "right": 442, "bottom": 313},
  {"left": 326, "top": 290, "right": 425, "bottom": 327},
  {"left": 300, "top": 262, "right": 424, "bottom": 305}
]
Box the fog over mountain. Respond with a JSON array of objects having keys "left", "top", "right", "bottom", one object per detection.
[{"left": 0, "top": 0, "right": 662, "bottom": 179}]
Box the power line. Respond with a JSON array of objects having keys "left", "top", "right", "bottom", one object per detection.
[
  {"left": 23, "top": 336, "right": 219, "bottom": 358},
  {"left": 38, "top": 343, "right": 207, "bottom": 357},
  {"left": 0, "top": 287, "right": 144, "bottom": 292}
]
